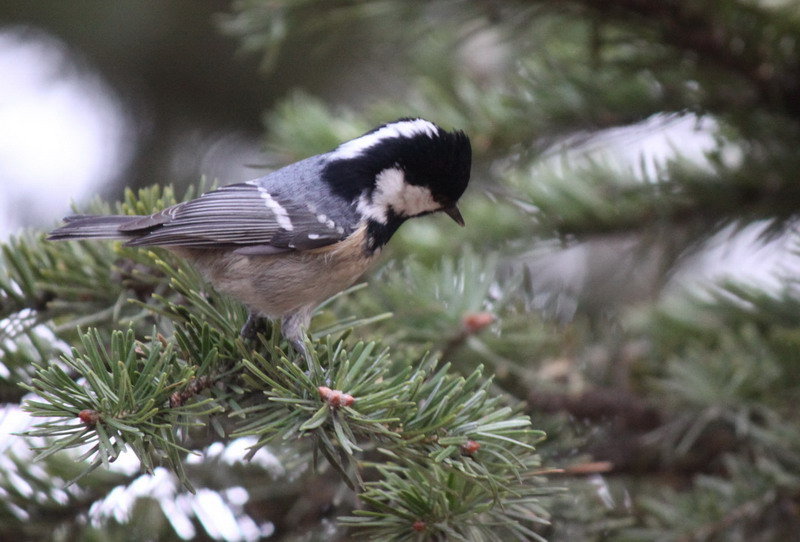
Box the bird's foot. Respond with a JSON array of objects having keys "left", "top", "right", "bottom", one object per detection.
[
  {"left": 240, "top": 313, "right": 268, "bottom": 342},
  {"left": 289, "top": 337, "right": 313, "bottom": 369},
  {"left": 281, "top": 308, "right": 314, "bottom": 368}
]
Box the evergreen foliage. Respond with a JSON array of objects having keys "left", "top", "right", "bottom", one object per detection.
[
  {"left": 1, "top": 186, "right": 551, "bottom": 540},
  {"left": 3, "top": 0, "right": 800, "bottom": 540}
]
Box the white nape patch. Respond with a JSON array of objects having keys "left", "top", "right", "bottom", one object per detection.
[
  {"left": 357, "top": 167, "right": 439, "bottom": 223},
  {"left": 249, "top": 183, "right": 293, "bottom": 231},
  {"left": 331, "top": 119, "right": 439, "bottom": 160}
]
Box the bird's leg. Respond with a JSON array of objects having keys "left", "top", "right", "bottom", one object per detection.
[
  {"left": 280, "top": 307, "right": 314, "bottom": 367},
  {"left": 240, "top": 312, "right": 268, "bottom": 342}
]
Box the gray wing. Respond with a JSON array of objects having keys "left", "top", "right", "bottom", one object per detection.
[{"left": 121, "top": 182, "right": 349, "bottom": 252}]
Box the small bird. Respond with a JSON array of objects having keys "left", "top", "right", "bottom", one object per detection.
[{"left": 49, "top": 118, "right": 472, "bottom": 356}]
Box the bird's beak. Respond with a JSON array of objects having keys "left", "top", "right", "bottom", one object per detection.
[{"left": 444, "top": 205, "right": 465, "bottom": 227}]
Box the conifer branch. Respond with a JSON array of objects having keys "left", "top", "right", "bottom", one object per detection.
[{"left": 2, "top": 183, "right": 554, "bottom": 538}]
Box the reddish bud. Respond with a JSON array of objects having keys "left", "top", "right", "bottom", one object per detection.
[
  {"left": 412, "top": 520, "right": 426, "bottom": 532},
  {"left": 78, "top": 409, "right": 100, "bottom": 425},
  {"left": 461, "top": 440, "right": 481, "bottom": 456},
  {"left": 462, "top": 312, "right": 495, "bottom": 334},
  {"left": 318, "top": 386, "right": 355, "bottom": 408}
]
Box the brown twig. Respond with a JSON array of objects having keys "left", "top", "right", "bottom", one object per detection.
[{"left": 527, "top": 388, "right": 660, "bottom": 431}]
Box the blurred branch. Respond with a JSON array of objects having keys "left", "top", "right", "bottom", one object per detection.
[
  {"left": 527, "top": 388, "right": 659, "bottom": 431},
  {"left": 566, "top": 0, "right": 800, "bottom": 118}
]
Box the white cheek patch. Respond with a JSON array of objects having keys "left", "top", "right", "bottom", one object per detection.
[
  {"left": 331, "top": 119, "right": 439, "bottom": 160},
  {"left": 357, "top": 167, "right": 439, "bottom": 224}
]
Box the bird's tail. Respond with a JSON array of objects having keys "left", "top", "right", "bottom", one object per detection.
[{"left": 47, "top": 215, "right": 140, "bottom": 241}]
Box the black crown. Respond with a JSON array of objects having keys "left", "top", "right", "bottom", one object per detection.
[{"left": 322, "top": 120, "right": 472, "bottom": 207}]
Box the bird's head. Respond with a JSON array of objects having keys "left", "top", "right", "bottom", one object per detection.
[{"left": 323, "top": 118, "right": 472, "bottom": 249}]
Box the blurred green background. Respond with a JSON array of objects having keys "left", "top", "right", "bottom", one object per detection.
[{"left": 3, "top": 1, "right": 800, "bottom": 541}]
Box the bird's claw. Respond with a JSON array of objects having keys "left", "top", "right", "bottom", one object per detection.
[{"left": 240, "top": 313, "right": 267, "bottom": 342}]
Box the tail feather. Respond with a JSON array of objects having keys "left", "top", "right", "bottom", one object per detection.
[{"left": 47, "top": 215, "right": 140, "bottom": 241}]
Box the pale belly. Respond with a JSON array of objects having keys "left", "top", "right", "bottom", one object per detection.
[{"left": 172, "top": 228, "right": 378, "bottom": 317}]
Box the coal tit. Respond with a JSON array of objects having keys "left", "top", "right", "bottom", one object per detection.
[{"left": 48, "top": 119, "right": 472, "bottom": 356}]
